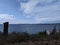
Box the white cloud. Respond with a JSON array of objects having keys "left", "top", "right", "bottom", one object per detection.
[
  {"left": 34, "top": 16, "right": 60, "bottom": 23},
  {"left": 0, "top": 14, "right": 15, "bottom": 20},
  {"left": 0, "top": 14, "right": 34, "bottom": 24},
  {"left": 20, "top": 0, "right": 37, "bottom": 14},
  {"left": 0, "top": 14, "right": 15, "bottom": 24},
  {"left": 19, "top": 0, "right": 59, "bottom": 14},
  {"left": 0, "top": 14, "right": 21, "bottom": 24},
  {"left": 18, "top": 0, "right": 60, "bottom": 23}
]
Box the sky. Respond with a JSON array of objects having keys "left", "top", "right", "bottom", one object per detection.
[{"left": 0, "top": 0, "right": 60, "bottom": 24}]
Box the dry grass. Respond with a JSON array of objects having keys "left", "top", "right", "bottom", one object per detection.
[{"left": 5, "top": 40, "right": 60, "bottom": 45}]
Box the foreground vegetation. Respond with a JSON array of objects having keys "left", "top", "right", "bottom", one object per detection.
[{"left": 0, "top": 26, "right": 60, "bottom": 45}]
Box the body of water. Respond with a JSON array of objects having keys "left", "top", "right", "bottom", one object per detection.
[{"left": 0, "top": 24, "right": 60, "bottom": 34}]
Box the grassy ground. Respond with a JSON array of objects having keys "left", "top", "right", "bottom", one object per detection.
[{"left": 5, "top": 40, "right": 60, "bottom": 45}]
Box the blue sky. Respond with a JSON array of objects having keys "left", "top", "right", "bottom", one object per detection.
[{"left": 0, "top": 0, "right": 60, "bottom": 24}]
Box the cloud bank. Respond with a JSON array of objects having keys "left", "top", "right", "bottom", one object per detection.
[
  {"left": 18, "top": 0, "right": 60, "bottom": 23},
  {"left": 0, "top": 0, "right": 60, "bottom": 24},
  {"left": 19, "top": 0, "right": 60, "bottom": 14},
  {"left": 0, "top": 14, "right": 34, "bottom": 24},
  {"left": 0, "top": 14, "right": 21, "bottom": 24},
  {"left": 0, "top": 14, "right": 14, "bottom": 24}
]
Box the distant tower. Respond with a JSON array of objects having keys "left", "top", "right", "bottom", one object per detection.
[{"left": 3, "top": 22, "right": 9, "bottom": 35}]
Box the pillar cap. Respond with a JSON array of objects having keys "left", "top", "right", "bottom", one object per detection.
[{"left": 3, "top": 22, "right": 9, "bottom": 24}]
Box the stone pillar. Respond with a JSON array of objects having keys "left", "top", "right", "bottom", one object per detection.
[{"left": 3, "top": 22, "right": 9, "bottom": 35}]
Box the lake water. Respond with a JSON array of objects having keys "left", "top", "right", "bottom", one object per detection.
[{"left": 0, "top": 24, "right": 60, "bottom": 34}]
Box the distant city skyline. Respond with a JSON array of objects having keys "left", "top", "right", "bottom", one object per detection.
[{"left": 0, "top": 0, "right": 60, "bottom": 24}]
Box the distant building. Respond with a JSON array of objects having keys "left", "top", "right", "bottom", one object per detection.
[{"left": 3, "top": 22, "right": 9, "bottom": 35}]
